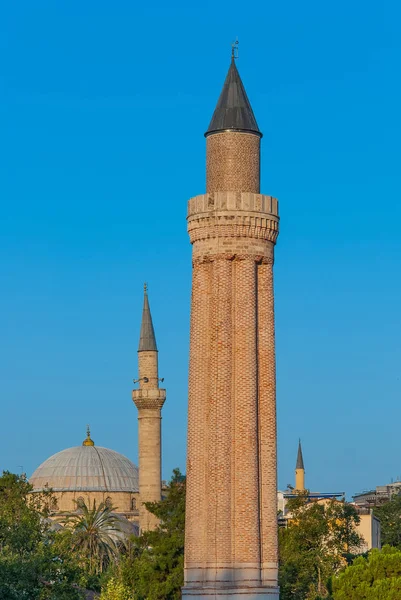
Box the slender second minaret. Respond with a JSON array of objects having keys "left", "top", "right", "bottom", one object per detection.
[
  {"left": 295, "top": 440, "right": 305, "bottom": 492},
  {"left": 132, "top": 285, "right": 166, "bottom": 532},
  {"left": 183, "top": 52, "right": 280, "bottom": 599}
]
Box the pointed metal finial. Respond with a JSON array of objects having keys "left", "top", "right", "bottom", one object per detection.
[
  {"left": 144, "top": 282, "right": 148, "bottom": 294},
  {"left": 83, "top": 425, "right": 95, "bottom": 446},
  {"left": 231, "top": 38, "right": 239, "bottom": 60}
]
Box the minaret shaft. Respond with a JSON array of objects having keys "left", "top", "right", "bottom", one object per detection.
[
  {"left": 206, "top": 132, "right": 260, "bottom": 193},
  {"left": 183, "top": 57, "right": 280, "bottom": 599},
  {"left": 136, "top": 402, "right": 163, "bottom": 530}
]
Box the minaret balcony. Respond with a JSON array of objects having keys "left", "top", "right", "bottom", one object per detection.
[{"left": 132, "top": 388, "right": 166, "bottom": 410}]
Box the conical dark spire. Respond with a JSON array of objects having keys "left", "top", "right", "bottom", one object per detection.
[
  {"left": 296, "top": 440, "right": 304, "bottom": 470},
  {"left": 205, "top": 57, "right": 261, "bottom": 138},
  {"left": 138, "top": 284, "right": 157, "bottom": 352}
]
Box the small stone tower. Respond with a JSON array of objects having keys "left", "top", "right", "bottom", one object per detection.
[
  {"left": 183, "top": 53, "right": 280, "bottom": 599},
  {"left": 295, "top": 440, "right": 305, "bottom": 492},
  {"left": 132, "top": 285, "right": 166, "bottom": 532}
]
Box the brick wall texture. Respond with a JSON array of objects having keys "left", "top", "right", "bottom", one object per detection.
[
  {"left": 183, "top": 129, "right": 280, "bottom": 598},
  {"left": 206, "top": 132, "right": 260, "bottom": 193}
]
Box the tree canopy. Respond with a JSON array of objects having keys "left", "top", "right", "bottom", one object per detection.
[
  {"left": 373, "top": 494, "right": 401, "bottom": 548},
  {"left": 59, "top": 499, "right": 125, "bottom": 575},
  {"left": 279, "top": 493, "right": 363, "bottom": 600},
  {"left": 332, "top": 545, "right": 401, "bottom": 600},
  {"left": 114, "top": 468, "right": 185, "bottom": 600},
  {"left": 0, "top": 471, "right": 85, "bottom": 599}
]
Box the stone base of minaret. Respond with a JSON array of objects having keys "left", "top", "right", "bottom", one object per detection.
[{"left": 182, "top": 586, "right": 279, "bottom": 599}]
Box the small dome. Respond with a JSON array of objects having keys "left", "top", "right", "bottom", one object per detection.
[{"left": 30, "top": 446, "right": 138, "bottom": 493}]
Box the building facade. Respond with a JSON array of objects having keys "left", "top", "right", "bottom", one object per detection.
[
  {"left": 353, "top": 481, "right": 401, "bottom": 509},
  {"left": 183, "top": 55, "right": 280, "bottom": 599}
]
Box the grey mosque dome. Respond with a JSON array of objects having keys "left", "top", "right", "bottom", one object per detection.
[{"left": 30, "top": 430, "right": 139, "bottom": 493}]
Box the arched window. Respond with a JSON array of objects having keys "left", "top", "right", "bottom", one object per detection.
[
  {"left": 76, "top": 496, "right": 85, "bottom": 509},
  {"left": 131, "top": 497, "right": 137, "bottom": 510},
  {"left": 51, "top": 497, "right": 58, "bottom": 511},
  {"left": 105, "top": 496, "right": 113, "bottom": 508}
]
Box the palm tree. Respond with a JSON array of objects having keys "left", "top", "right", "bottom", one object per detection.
[{"left": 58, "top": 499, "right": 125, "bottom": 574}]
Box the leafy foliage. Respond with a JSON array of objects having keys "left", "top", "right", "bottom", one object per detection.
[
  {"left": 100, "top": 577, "right": 133, "bottom": 600},
  {"left": 332, "top": 546, "right": 401, "bottom": 600},
  {"left": 373, "top": 494, "right": 401, "bottom": 548},
  {"left": 113, "top": 468, "right": 185, "bottom": 600},
  {"left": 279, "top": 493, "right": 363, "bottom": 600},
  {"left": 0, "top": 471, "right": 45, "bottom": 555},
  {"left": 0, "top": 471, "right": 84, "bottom": 599},
  {"left": 58, "top": 499, "right": 125, "bottom": 574}
]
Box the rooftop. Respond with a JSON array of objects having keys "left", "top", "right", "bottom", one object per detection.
[{"left": 30, "top": 445, "right": 139, "bottom": 493}]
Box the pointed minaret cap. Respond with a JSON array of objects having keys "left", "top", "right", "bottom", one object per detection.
[
  {"left": 138, "top": 284, "right": 158, "bottom": 352},
  {"left": 205, "top": 56, "right": 262, "bottom": 138},
  {"left": 296, "top": 439, "right": 305, "bottom": 470}
]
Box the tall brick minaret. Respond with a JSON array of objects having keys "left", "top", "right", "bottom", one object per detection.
[
  {"left": 183, "top": 53, "right": 280, "bottom": 599},
  {"left": 132, "top": 285, "right": 166, "bottom": 532}
]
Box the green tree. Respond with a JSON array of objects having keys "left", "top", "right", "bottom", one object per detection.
[
  {"left": 0, "top": 470, "right": 84, "bottom": 599},
  {"left": 279, "top": 493, "right": 363, "bottom": 600},
  {"left": 100, "top": 577, "right": 133, "bottom": 600},
  {"left": 114, "top": 468, "right": 185, "bottom": 600},
  {"left": 373, "top": 494, "right": 401, "bottom": 548},
  {"left": 332, "top": 545, "right": 401, "bottom": 600},
  {"left": 0, "top": 471, "right": 45, "bottom": 555},
  {"left": 59, "top": 499, "right": 124, "bottom": 575}
]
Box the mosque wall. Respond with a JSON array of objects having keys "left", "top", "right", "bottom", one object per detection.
[{"left": 49, "top": 490, "right": 140, "bottom": 523}]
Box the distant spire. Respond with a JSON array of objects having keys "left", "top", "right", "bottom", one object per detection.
[
  {"left": 83, "top": 425, "right": 95, "bottom": 446},
  {"left": 296, "top": 439, "right": 304, "bottom": 470},
  {"left": 205, "top": 51, "right": 261, "bottom": 138},
  {"left": 138, "top": 284, "right": 158, "bottom": 352}
]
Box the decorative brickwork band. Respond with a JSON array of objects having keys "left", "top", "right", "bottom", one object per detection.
[
  {"left": 188, "top": 221, "right": 278, "bottom": 244},
  {"left": 192, "top": 254, "right": 274, "bottom": 267},
  {"left": 187, "top": 192, "right": 278, "bottom": 217},
  {"left": 188, "top": 193, "right": 279, "bottom": 261}
]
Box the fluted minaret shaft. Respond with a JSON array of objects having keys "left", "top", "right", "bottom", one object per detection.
[
  {"left": 183, "top": 57, "right": 280, "bottom": 599},
  {"left": 132, "top": 289, "right": 166, "bottom": 532}
]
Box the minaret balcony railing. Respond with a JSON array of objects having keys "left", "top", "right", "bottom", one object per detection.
[{"left": 132, "top": 388, "right": 166, "bottom": 410}]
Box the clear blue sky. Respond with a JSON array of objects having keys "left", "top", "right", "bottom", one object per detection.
[{"left": 1, "top": 1, "right": 400, "bottom": 499}]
